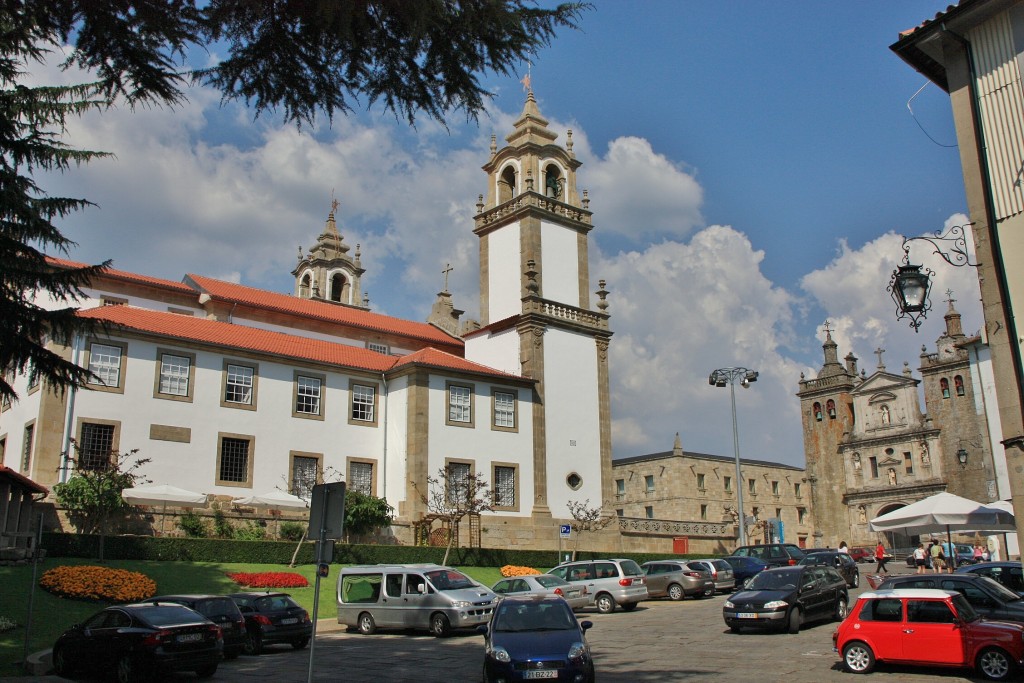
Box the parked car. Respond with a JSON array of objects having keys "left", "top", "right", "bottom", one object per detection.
[
  {"left": 723, "top": 564, "right": 849, "bottom": 633},
  {"left": 835, "top": 588, "right": 1024, "bottom": 681},
  {"left": 848, "top": 547, "right": 872, "bottom": 563},
  {"left": 641, "top": 560, "right": 715, "bottom": 600},
  {"left": 722, "top": 555, "right": 768, "bottom": 585},
  {"left": 906, "top": 542, "right": 977, "bottom": 569},
  {"left": 548, "top": 558, "right": 647, "bottom": 614},
  {"left": 957, "top": 562, "right": 1024, "bottom": 596},
  {"left": 491, "top": 574, "right": 589, "bottom": 610},
  {"left": 141, "top": 594, "right": 247, "bottom": 659},
  {"left": 877, "top": 573, "right": 1024, "bottom": 623},
  {"left": 688, "top": 559, "right": 736, "bottom": 593},
  {"left": 51, "top": 602, "right": 222, "bottom": 682},
  {"left": 229, "top": 591, "right": 313, "bottom": 655},
  {"left": 799, "top": 550, "right": 860, "bottom": 588},
  {"left": 731, "top": 543, "right": 806, "bottom": 567},
  {"left": 479, "top": 594, "right": 595, "bottom": 683}
]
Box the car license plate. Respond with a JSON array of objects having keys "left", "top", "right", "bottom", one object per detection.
[
  {"left": 280, "top": 617, "right": 298, "bottom": 625},
  {"left": 177, "top": 633, "right": 203, "bottom": 643},
  {"left": 737, "top": 612, "right": 758, "bottom": 619},
  {"left": 524, "top": 671, "right": 557, "bottom": 679}
]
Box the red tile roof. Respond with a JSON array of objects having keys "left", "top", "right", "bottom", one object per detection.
[
  {"left": 78, "top": 306, "right": 521, "bottom": 380},
  {"left": 0, "top": 465, "right": 48, "bottom": 494},
  {"left": 186, "top": 274, "right": 463, "bottom": 350},
  {"left": 46, "top": 256, "right": 195, "bottom": 294}
]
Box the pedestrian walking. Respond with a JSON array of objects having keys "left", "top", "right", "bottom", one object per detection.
[
  {"left": 913, "top": 543, "right": 927, "bottom": 574},
  {"left": 874, "top": 541, "right": 889, "bottom": 574},
  {"left": 931, "top": 541, "right": 946, "bottom": 573}
]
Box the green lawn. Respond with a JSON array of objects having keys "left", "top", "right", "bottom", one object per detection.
[{"left": 0, "top": 558, "right": 506, "bottom": 678}]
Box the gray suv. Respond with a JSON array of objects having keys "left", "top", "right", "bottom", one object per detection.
[{"left": 549, "top": 558, "right": 648, "bottom": 613}]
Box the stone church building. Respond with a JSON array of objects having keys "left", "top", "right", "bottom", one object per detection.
[{"left": 797, "top": 301, "right": 999, "bottom": 549}]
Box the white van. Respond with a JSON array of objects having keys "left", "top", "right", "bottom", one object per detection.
[{"left": 337, "top": 564, "right": 498, "bottom": 637}]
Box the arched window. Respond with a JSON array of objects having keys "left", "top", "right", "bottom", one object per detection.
[
  {"left": 498, "top": 166, "right": 517, "bottom": 203},
  {"left": 826, "top": 399, "right": 836, "bottom": 420},
  {"left": 940, "top": 378, "right": 950, "bottom": 399},
  {"left": 954, "top": 375, "right": 965, "bottom": 396},
  {"left": 330, "top": 273, "right": 346, "bottom": 303},
  {"left": 813, "top": 402, "right": 822, "bottom": 422},
  {"left": 299, "top": 273, "right": 311, "bottom": 298},
  {"left": 544, "top": 164, "right": 562, "bottom": 199}
]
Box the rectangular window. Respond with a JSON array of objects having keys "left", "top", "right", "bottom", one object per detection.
[
  {"left": 223, "top": 363, "right": 255, "bottom": 406},
  {"left": 159, "top": 353, "right": 191, "bottom": 396},
  {"left": 771, "top": 480, "right": 779, "bottom": 495},
  {"left": 447, "top": 384, "right": 473, "bottom": 425},
  {"left": 696, "top": 473, "right": 705, "bottom": 489},
  {"left": 700, "top": 504, "right": 708, "bottom": 520},
  {"left": 798, "top": 507, "right": 808, "bottom": 524},
  {"left": 904, "top": 452, "right": 914, "bottom": 475},
  {"left": 724, "top": 476, "right": 732, "bottom": 492},
  {"left": 748, "top": 478, "right": 756, "bottom": 495},
  {"left": 0, "top": 436, "right": 6, "bottom": 465},
  {"left": 645, "top": 505, "right": 654, "bottom": 519},
  {"left": 27, "top": 363, "right": 39, "bottom": 392},
  {"left": 88, "top": 342, "right": 123, "bottom": 389},
  {"left": 21, "top": 424, "right": 34, "bottom": 471},
  {"left": 776, "top": 508, "right": 782, "bottom": 519},
  {"left": 794, "top": 482, "right": 802, "bottom": 498},
  {"left": 492, "top": 390, "right": 516, "bottom": 430},
  {"left": 615, "top": 478, "right": 625, "bottom": 496},
  {"left": 295, "top": 375, "right": 322, "bottom": 416},
  {"left": 349, "top": 460, "right": 374, "bottom": 495},
  {"left": 446, "top": 461, "right": 471, "bottom": 504},
  {"left": 367, "top": 342, "right": 389, "bottom": 354},
  {"left": 79, "top": 423, "right": 115, "bottom": 471},
  {"left": 644, "top": 475, "right": 655, "bottom": 493},
  {"left": 493, "top": 465, "right": 516, "bottom": 509},
  {"left": 616, "top": 509, "right": 624, "bottom": 517},
  {"left": 869, "top": 456, "right": 879, "bottom": 478},
  {"left": 350, "top": 383, "right": 376, "bottom": 423},
  {"left": 217, "top": 434, "right": 253, "bottom": 486},
  {"left": 291, "top": 454, "right": 321, "bottom": 500}
]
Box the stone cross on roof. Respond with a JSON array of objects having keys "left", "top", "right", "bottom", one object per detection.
[
  {"left": 874, "top": 346, "right": 886, "bottom": 370},
  {"left": 442, "top": 263, "right": 453, "bottom": 293}
]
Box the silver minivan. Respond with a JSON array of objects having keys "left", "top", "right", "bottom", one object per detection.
[
  {"left": 337, "top": 564, "right": 497, "bottom": 637},
  {"left": 548, "top": 558, "right": 648, "bottom": 613}
]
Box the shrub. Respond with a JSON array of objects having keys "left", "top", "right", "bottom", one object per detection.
[
  {"left": 212, "top": 507, "right": 234, "bottom": 539},
  {"left": 40, "top": 565, "right": 157, "bottom": 602},
  {"left": 226, "top": 571, "right": 308, "bottom": 588},
  {"left": 234, "top": 521, "right": 266, "bottom": 541},
  {"left": 500, "top": 565, "right": 541, "bottom": 577},
  {"left": 177, "top": 511, "right": 208, "bottom": 538},
  {"left": 279, "top": 522, "right": 306, "bottom": 542},
  {"left": 0, "top": 616, "right": 16, "bottom": 633}
]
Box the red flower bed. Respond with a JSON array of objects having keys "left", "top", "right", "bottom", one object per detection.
[{"left": 226, "top": 571, "right": 308, "bottom": 588}]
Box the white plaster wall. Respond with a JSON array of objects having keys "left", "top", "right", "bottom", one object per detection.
[
  {"left": 381, "top": 374, "right": 409, "bottom": 509},
  {"left": 540, "top": 220, "right": 580, "bottom": 306},
  {"left": 541, "top": 328, "right": 602, "bottom": 514},
  {"left": 464, "top": 327, "right": 522, "bottom": 376},
  {"left": 0, "top": 373, "right": 43, "bottom": 478},
  {"left": 487, "top": 224, "right": 522, "bottom": 322},
  {"left": 425, "top": 375, "right": 534, "bottom": 517}
]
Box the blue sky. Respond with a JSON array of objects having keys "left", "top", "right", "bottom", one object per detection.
[{"left": 36, "top": 1, "right": 983, "bottom": 469}]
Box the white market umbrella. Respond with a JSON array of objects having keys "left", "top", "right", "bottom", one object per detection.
[
  {"left": 869, "top": 491, "right": 1015, "bottom": 556},
  {"left": 232, "top": 490, "right": 309, "bottom": 511},
  {"left": 121, "top": 484, "right": 209, "bottom": 535}
]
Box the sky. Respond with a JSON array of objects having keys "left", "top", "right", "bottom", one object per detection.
[{"left": 33, "top": 1, "right": 985, "bottom": 469}]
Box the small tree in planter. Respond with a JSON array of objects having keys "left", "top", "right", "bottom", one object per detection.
[
  {"left": 416, "top": 465, "right": 492, "bottom": 565},
  {"left": 566, "top": 499, "right": 614, "bottom": 560}
]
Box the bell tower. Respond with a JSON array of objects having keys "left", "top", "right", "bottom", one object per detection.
[
  {"left": 466, "top": 89, "right": 613, "bottom": 519},
  {"left": 292, "top": 200, "right": 367, "bottom": 308}
]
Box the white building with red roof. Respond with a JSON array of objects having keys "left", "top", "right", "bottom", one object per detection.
[{"left": 0, "top": 91, "right": 614, "bottom": 548}]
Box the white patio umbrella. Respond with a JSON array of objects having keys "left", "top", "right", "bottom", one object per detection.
[
  {"left": 233, "top": 490, "right": 308, "bottom": 537},
  {"left": 869, "top": 491, "right": 1015, "bottom": 557},
  {"left": 121, "top": 484, "right": 209, "bottom": 535}
]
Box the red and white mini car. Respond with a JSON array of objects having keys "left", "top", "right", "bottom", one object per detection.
[{"left": 834, "top": 588, "right": 1024, "bottom": 681}]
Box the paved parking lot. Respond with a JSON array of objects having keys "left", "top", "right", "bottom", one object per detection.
[{"left": 7, "top": 565, "right": 989, "bottom": 682}]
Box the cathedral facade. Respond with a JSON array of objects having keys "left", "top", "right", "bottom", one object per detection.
[{"left": 797, "top": 302, "right": 999, "bottom": 549}]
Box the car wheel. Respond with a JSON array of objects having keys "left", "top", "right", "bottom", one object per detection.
[
  {"left": 843, "top": 641, "right": 875, "bottom": 674},
  {"left": 977, "top": 647, "right": 1015, "bottom": 681},
  {"left": 195, "top": 664, "right": 218, "bottom": 679},
  {"left": 244, "top": 629, "right": 263, "bottom": 656},
  {"left": 358, "top": 612, "right": 376, "bottom": 635},
  {"left": 786, "top": 607, "right": 801, "bottom": 634},
  {"left": 729, "top": 625, "right": 741, "bottom": 634},
  {"left": 291, "top": 637, "right": 310, "bottom": 650},
  {"left": 851, "top": 572, "right": 859, "bottom": 588},
  {"left": 52, "top": 645, "right": 74, "bottom": 677},
  {"left": 834, "top": 597, "right": 848, "bottom": 621},
  {"left": 224, "top": 647, "right": 241, "bottom": 660},
  {"left": 430, "top": 612, "right": 451, "bottom": 637},
  {"left": 667, "top": 583, "right": 684, "bottom": 601},
  {"left": 117, "top": 654, "right": 143, "bottom": 683},
  {"left": 595, "top": 593, "right": 616, "bottom": 614},
  {"left": 620, "top": 601, "right": 638, "bottom": 611},
  {"left": 702, "top": 587, "right": 715, "bottom": 598}
]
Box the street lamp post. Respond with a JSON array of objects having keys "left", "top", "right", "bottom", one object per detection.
[{"left": 709, "top": 367, "right": 759, "bottom": 547}]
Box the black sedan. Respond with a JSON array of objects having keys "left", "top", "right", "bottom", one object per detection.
[
  {"left": 878, "top": 573, "right": 1024, "bottom": 622},
  {"left": 480, "top": 594, "right": 595, "bottom": 683},
  {"left": 141, "top": 594, "right": 248, "bottom": 659},
  {"left": 956, "top": 561, "right": 1024, "bottom": 595},
  {"left": 52, "top": 603, "right": 222, "bottom": 682},
  {"left": 723, "top": 565, "right": 848, "bottom": 634},
  {"left": 229, "top": 591, "right": 313, "bottom": 655},
  {"left": 798, "top": 550, "right": 860, "bottom": 588}
]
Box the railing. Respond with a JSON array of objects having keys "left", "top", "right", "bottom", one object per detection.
[
  {"left": 522, "top": 297, "right": 608, "bottom": 329},
  {"left": 475, "top": 192, "right": 592, "bottom": 230},
  {"left": 617, "top": 517, "right": 732, "bottom": 538}
]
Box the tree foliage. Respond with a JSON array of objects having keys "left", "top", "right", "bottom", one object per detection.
[
  {"left": 344, "top": 489, "right": 394, "bottom": 541},
  {"left": 1, "top": 0, "right": 589, "bottom": 402},
  {"left": 417, "top": 466, "right": 492, "bottom": 565},
  {"left": 566, "top": 498, "right": 612, "bottom": 560}
]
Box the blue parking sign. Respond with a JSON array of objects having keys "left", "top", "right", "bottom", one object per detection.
[{"left": 559, "top": 524, "right": 571, "bottom": 538}]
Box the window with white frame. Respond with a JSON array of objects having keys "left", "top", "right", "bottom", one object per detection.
[
  {"left": 88, "top": 343, "right": 122, "bottom": 387},
  {"left": 295, "top": 375, "right": 322, "bottom": 415},
  {"left": 79, "top": 423, "right": 115, "bottom": 471},
  {"left": 224, "top": 364, "right": 254, "bottom": 405},
  {"left": 748, "top": 478, "right": 757, "bottom": 495},
  {"left": 700, "top": 504, "right": 708, "bottom": 520},
  {"left": 696, "top": 473, "right": 705, "bottom": 489},
  {"left": 644, "top": 474, "right": 655, "bottom": 493},
  {"left": 291, "top": 455, "right": 320, "bottom": 500},
  {"left": 368, "top": 342, "right": 389, "bottom": 354},
  {"left": 493, "top": 391, "right": 515, "bottom": 429},
  {"left": 349, "top": 460, "right": 374, "bottom": 495},
  {"left": 724, "top": 476, "right": 732, "bottom": 492},
  {"left": 493, "top": 465, "right": 516, "bottom": 508},
  {"left": 351, "top": 384, "right": 375, "bottom": 422},
  {"left": 446, "top": 461, "right": 471, "bottom": 504},
  {"left": 615, "top": 478, "right": 625, "bottom": 496},
  {"left": 771, "top": 480, "right": 779, "bottom": 496},
  {"left": 448, "top": 385, "right": 472, "bottom": 424},
  {"left": 159, "top": 353, "right": 191, "bottom": 396}
]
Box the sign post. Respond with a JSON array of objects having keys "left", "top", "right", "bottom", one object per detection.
[
  {"left": 305, "top": 482, "right": 345, "bottom": 683},
  {"left": 559, "top": 524, "right": 571, "bottom": 562}
]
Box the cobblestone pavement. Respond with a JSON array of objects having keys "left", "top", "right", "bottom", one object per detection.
[{"left": 4, "top": 565, "right": 988, "bottom": 682}]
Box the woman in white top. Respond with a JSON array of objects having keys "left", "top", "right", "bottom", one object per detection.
[{"left": 913, "top": 543, "right": 927, "bottom": 574}]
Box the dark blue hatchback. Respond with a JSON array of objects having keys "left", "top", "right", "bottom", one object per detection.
[{"left": 480, "top": 594, "right": 595, "bottom": 683}]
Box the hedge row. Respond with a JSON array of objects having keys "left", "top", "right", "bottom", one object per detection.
[{"left": 41, "top": 533, "right": 697, "bottom": 567}]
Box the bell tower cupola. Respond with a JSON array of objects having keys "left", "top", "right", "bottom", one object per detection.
[{"left": 292, "top": 199, "right": 367, "bottom": 308}]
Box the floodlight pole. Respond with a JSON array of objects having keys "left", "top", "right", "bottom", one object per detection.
[{"left": 709, "top": 367, "right": 758, "bottom": 547}]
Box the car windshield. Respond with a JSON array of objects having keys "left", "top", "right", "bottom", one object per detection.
[
  {"left": 620, "top": 560, "right": 644, "bottom": 576},
  {"left": 135, "top": 605, "right": 204, "bottom": 626},
  {"left": 534, "top": 575, "right": 565, "bottom": 589},
  {"left": 254, "top": 595, "right": 299, "bottom": 612},
  {"left": 426, "top": 569, "right": 477, "bottom": 591},
  {"left": 952, "top": 593, "right": 981, "bottom": 622},
  {"left": 746, "top": 569, "right": 799, "bottom": 591},
  {"left": 493, "top": 602, "right": 577, "bottom": 632},
  {"left": 976, "top": 575, "right": 1023, "bottom": 602}
]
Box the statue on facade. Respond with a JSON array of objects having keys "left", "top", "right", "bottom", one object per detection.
[
  {"left": 858, "top": 505, "right": 867, "bottom": 523},
  {"left": 887, "top": 468, "right": 897, "bottom": 486},
  {"left": 852, "top": 453, "right": 861, "bottom": 470},
  {"left": 920, "top": 442, "right": 930, "bottom": 464}
]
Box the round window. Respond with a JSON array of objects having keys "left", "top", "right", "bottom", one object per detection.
[{"left": 566, "top": 473, "right": 582, "bottom": 490}]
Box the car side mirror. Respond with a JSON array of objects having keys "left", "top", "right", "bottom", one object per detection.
[
  {"left": 476, "top": 625, "right": 488, "bottom": 636},
  {"left": 416, "top": 583, "right": 426, "bottom": 594},
  {"left": 580, "top": 620, "right": 593, "bottom": 632}
]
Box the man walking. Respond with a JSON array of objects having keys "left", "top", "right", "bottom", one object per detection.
[{"left": 874, "top": 541, "right": 889, "bottom": 574}]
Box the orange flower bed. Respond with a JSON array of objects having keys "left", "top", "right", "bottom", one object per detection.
[
  {"left": 500, "top": 565, "right": 541, "bottom": 577},
  {"left": 40, "top": 565, "right": 157, "bottom": 603},
  {"left": 226, "top": 571, "right": 308, "bottom": 588}
]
